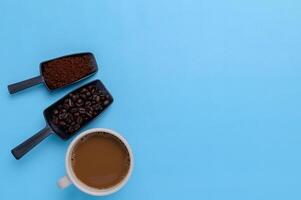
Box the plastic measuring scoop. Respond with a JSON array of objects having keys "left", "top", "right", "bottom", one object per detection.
[
  {"left": 11, "top": 80, "right": 113, "bottom": 160},
  {"left": 7, "top": 52, "right": 98, "bottom": 94}
]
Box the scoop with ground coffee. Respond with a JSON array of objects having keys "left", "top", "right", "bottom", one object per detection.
[
  {"left": 8, "top": 52, "right": 98, "bottom": 94},
  {"left": 42, "top": 53, "right": 97, "bottom": 89}
]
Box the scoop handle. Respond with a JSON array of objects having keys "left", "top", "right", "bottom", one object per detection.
[
  {"left": 8, "top": 75, "right": 43, "bottom": 94},
  {"left": 11, "top": 125, "right": 53, "bottom": 160}
]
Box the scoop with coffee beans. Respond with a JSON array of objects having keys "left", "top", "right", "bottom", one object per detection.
[
  {"left": 51, "top": 84, "right": 112, "bottom": 135},
  {"left": 11, "top": 80, "right": 113, "bottom": 160}
]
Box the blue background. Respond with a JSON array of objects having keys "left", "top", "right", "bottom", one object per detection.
[{"left": 1, "top": 0, "right": 301, "bottom": 199}]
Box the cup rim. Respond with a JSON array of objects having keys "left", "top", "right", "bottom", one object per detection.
[{"left": 65, "top": 128, "right": 134, "bottom": 196}]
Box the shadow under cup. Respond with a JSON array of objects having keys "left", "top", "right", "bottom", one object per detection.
[{"left": 60, "top": 128, "right": 134, "bottom": 196}]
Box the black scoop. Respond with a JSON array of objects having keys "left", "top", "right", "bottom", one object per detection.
[
  {"left": 11, "top": 80, "right": 113, "bottom": 160},
  {"left": 7, "top": 52, "right": 98, "bottom": 94}
]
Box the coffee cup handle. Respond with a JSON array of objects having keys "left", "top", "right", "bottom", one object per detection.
[{"left": 57, "top": 176, "right": 72, "bottom": 189}]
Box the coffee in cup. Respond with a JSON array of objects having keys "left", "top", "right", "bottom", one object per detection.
[{"left": 58, "top": 128, "right": 134, "bottom": 196}]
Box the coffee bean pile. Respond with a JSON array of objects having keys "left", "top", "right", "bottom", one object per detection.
[{"left": 51, "top": 84, "right": 112, "bottom": 134}]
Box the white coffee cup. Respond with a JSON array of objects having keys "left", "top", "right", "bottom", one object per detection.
[{"left": 57, "top": 128, "right": 134, "bottom": 196}]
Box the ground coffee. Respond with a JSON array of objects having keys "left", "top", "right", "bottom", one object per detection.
[{"left": 42, "top": 53, "right": 97, "bottom": 89}]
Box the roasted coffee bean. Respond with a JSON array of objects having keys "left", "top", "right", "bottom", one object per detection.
[
  {"left": 79, "top": 108, "right": 86, "bottom": 114},
  {"left": 81, "top": 88, "right": 88, "bottom": 94},
  {"left": 70, "top": 108, "right": 78, "bottom": 113},
  {"left": 67, "top": 127, "right": 74, "bottom": 133},
  {"left": 76, "top": 117, "right": 83, "bottom": 124},
  {"left": 94, "top": 90, "right": 102, "bottom": 95},
  {"left": 74, "top": 112, "right": 80, "bottom": 117},
  {"left": 62, "top": 114, "right": 68, "bottom": 120},
  {"left": 92, "top": 95, "right": 97, "bottom": 101},
  {"left": 66, "top": 118, "right": 72, "bottom": 124},
  {"left": 103, "top": 100, "right": 110, "bottom": 106},
  {"left": 58, "top": 113, "right": 66, "bottom": 120},
  {"left": 85, "top": 101, "right": 91, "bottom": 107},
  {"left": 95, "top": 96, "right": 100, "bottom": 102},
  {"left": 63, "top": 104, "right": 70, "bottom": 110},
  {"left": 53, "top": 109, "right": 59, "bottom": 115},
  {"left": 53, "top": 116, "right": 59, "bottom": 124},
  {"left": 73, "top": 94, "right": 80, "bottom": 101},
  {"left": 85, "top": 112, "right": 92, "bottom": 118},
  {"left": 59, "top": 121, "right": 66, "bottom": 126},
  {"left": 66, "top": 114, "right": 73, "bottom": 123},
  {"left": 80, "top": 94, "right": 86, "bottom": 99},
  {"left": 92, "top": 104, "right": 101, "bottom": 111},
  {"left": 74, "top": 124, "right": 80, "bottom": 131},
  {"left": 76, "top": 99, "right": 83, "bottom": 106},
  {"left": 85, "top": 106, "right": 92, "bottom": 112},
  {"left": 68, "top": 99, "right": 74, "bottom": 107}
]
